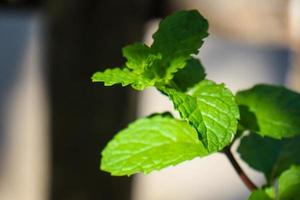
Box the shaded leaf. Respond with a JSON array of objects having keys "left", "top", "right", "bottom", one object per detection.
[
  {"left": 172, "top": 58, "right": 206, "bottom": 91},
  {"left": 151, "top": 10, "right": 209, "bottom": 83},
  {"left": 238, "top": 133, "right": 300, "bottom": 182},
  {"left": 236, "top": 84, "right": 300, "bottom": 138},
  {"left": 152, "top": 10, "right": 208, "bottom": 61}
]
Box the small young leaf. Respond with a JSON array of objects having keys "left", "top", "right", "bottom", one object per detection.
[
  {"left": 165, "top": 80, "right": 239, "bottom": 152},
  {"left": 101, "top": 114, "right": 208, "bottom": 176},
  {"left": 172, "top": 58, "right": 206, "bottom": 91},
  {"left": 122, "top": 43, "right": 161, "bottom": 73},
  {"left": 278, "top": 165, "right": 300, "bottom": 199},
  {"left": 92, "top": 68, "right": 155, "bottom": 90},
  {"left": 238, "top": 133, "right": 300, "bottom": 182},
  {"left": 236, "top": 84, "right": 300, "bottom": 139}
]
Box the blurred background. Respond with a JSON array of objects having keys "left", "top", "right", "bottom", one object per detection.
[{"left": 0, "top": 0, "right": 299, "bottom": 200}]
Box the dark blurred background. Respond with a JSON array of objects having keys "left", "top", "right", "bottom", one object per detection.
[
  {"left": 0, "top": 0, "right": 167, "bottom": 199},
  {"left": 0, "top": 0, "right": 299, "bottom": 200}
]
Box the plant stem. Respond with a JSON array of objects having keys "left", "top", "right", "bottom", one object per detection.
[{"left": 223, "top": 146, "right": 258, "bottom": 191}]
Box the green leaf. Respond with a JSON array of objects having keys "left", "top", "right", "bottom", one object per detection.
[
  {"left": 275, "top": 137, "right": 300, "bottom": 179},
  {"left": 236, "top": 84, "right": 300, "bottom": 139},
  {"left": 172, "top": 58, "right": 206, "bottom": 91},
  {"left": 165, "top": 80, "right": 239, "bottom": 152},
  {"left": 152, "top": 10, "right": 208, "bottom": 61},
  {"left": 151, "top": 10, "right": 209, "bottom": 83},
  {"left": 92, "top": 10, "right": 209, "bottom": 90},
  {"left": 248, "top": 166, "right": 300, "bottom": 200},
  {"left": 238, "top": 133, "right": 282, "bottom": 180},
  {"left": 92, "top": 43, "right": 161, "bottom": 90},
  {"left": 238, "top": 133, "right": 300, "bottom": 182},
  {"left": 278, "top": 165, "right": 300, "bottom": 200},
  {"left": 248, "top": 190, "right": 273, "bottom": 200},
  {"left": 122, "top": 43, "right": 161, "bottom": 74},
  {"left": 92, "top": 68, "right": 155, "bottom": 90},
  {"left": 101, "top": 114, "right": 208, "bottom": 176}
]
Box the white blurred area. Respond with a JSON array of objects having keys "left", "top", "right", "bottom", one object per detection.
[{"left": 0, "top": 12, "right": 49, "bottom": 200}]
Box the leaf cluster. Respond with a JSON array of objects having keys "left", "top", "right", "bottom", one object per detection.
[{"left": 92, "top": 10, "right": 300, "bottom": 199}]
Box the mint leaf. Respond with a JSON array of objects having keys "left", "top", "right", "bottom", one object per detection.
[
  {"left": 238, "top": 133, "right": 282, "bottom": 180},
  {"left": 172, "top": 58, "right": 206, "bottom": 91},
  {"left": 122, "top": 43, "right": 161, "bottom": 74},
  {"left": 152, "top": 10, "right": 208, "bottom": 61},
  {"left": 275, "top": 137, "right": 300, "bottom": 179},
  {"left": 165, "top": 80, "right": 239, "bottom": 152},
  {"left": 238, "top": 133, "right": 300, "bottom": 182},
  {"left": 92, "top": 43, "right": 161, "bottom": 90},
  {"left": 151, "top": 10, "right": 209, "bottom": 83},
  {"left": 101, "top": 114, "right": 208, "bottom": 176},
  {"left": 92, "top": 68, "right": 155, "bottom": 90},
  {"left": 278, "top": 165, "right": 300, "bottom": 199},
  {"left": 248, "top": 166, "right": 300, "bottom": 200},
  {"left": 236, "top": 84, "right": 300, "bottom": 138},
  {"left": 92, "top": 10, "right": 209, "bottom": 90},
  {"left": 248, "top": 190, "right": 273, "bottom": 200}
]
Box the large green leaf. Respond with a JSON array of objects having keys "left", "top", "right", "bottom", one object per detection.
[
  {"left": 236, "top": 84, "right": 300, "bottom": 138},
  {"left": 165, "top": 80, "right": 239, "bottom": 152},
  {"left": 238, "top": 133, "right": 282, "bottom": 180},
  {"left": 101, "top": 114, "right": 208, "bottom": 176},
  {"left": 238, "top": 133, "right": 300, "bottom": 182},
  {"left": 275, "top": 137, "right": 300, "bottom": 179}
]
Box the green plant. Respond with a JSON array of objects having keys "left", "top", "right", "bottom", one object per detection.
[{"left": 92, "top": 10, "right": 300, "bottom": 199}]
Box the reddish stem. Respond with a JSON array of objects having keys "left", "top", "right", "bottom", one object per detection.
[{"left": 223, "top": 147, "right": 258, "bottom": 191}]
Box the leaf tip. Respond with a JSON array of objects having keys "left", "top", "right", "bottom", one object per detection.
[{"left": 91, "top": 72, "right": 102, "bottom": 82}]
